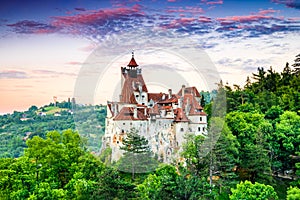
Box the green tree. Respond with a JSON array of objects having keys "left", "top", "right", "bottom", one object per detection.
[
  {"left": 292, "top": 53, "right": 300, "bottom": 74},
  {"left": 273, "top": 111, "right": 300, "bottom": 171},
  {"left": 286, "top": 186, "right": 300, "bottom": 200},
  {"left": 226, "top": 111, "right": 272, "bottom": 183},
  {"left": 230, "top": 180, "right": 278, "bottom": 200},
  {"left": 93, "top": 167, "right": 136, "bottom": 200},
  {"left": 118, "top": 128, "right": 157, "bottom": 180}
]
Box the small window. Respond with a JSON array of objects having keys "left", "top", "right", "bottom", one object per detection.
[
  {"left": 203, "top": 127, "right": 205, "bottom": 131},
  {"left": 142, "top": 95, "right": 145, "bottom": 98},
  {"left": 142, "top": 103, "right": 145, "bottom": 105},
  {"left": 130, "top": 122, "right": 132, "bottom": 125},
  {"left": 121, "top": 129, "right": 124, "bottom": 133},
  {"left": 180, "top": 128, "right": 184, "bottom": 132},
  {"left": 117, "top": 141, "right": 119, "bottom": 144},
  {"left": 123, "top": 122, "right": 125, "bottom": 125},
  {"left": 198, "top": 127, "right": 201, "bottom": 132},
  {"left": 200, "top": 117, "right": 202, "bottom": 121},
  {"left": 136, "top": 95, "right": 139, "bottom": 98}
]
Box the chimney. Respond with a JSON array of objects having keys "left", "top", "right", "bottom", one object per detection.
[
  {"left": 133, "top": 107, "right": 137, "bottom": 118},
  {"left": 181, "top": 85, "right": 186, "bottom": 96},
  {"left": 178, "top": 97, "right": 183, "bottom": 108},
  {"left": 168, "top": 89, "right": 172, "bottom": 99}
]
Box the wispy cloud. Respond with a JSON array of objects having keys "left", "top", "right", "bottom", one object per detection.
[
  {"left": 4, "top": 3, "right": 300, "bottom": 44},
  {"left": 0, "top": 70, "right": 28, "bottom": 79},
  {"left": 7, "top": 20, "right": 58, "bottom": 34},
  {"left": 66, "top": 61, "right": 82, "bottom": 66},
  {"left": 215, "top": 9, "right": 299, "bottom": 38},
  {"left": 201, "top": 0, "right": 223, "bottom": 5},
  {"left": 272, "top": 0, "right": 300, "bottom": 10},
  {"left": 166, "top": 6, "right": 204, "bottom": 15}
]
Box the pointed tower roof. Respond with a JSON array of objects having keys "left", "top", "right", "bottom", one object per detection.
[{"left": 127, "top": 51, "right": 139, "bottom": 67}]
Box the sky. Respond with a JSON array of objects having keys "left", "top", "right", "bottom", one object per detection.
[{"left": 0, "top": 0, "right": 299, "bottom": 114}]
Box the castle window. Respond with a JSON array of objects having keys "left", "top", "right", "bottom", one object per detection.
[
  {"left": 130, "top": 122, "right": 132, "bottom": 125},
  {"left": 203, "top": 127, "right": 205, "bottom": 131},
  {"left": 121, "top": 129, "right": 124, "bottom": 133},
  {"left": 198, "top": 127, "right": 201, "bottom": 132},
  {"left": 142, "top": 95, "right": 145, "bottom": 98},
  {"left": 180, "top": 128, "right": 184, "bottom": 132},
  {"left": 117, "top": 141, "right": 119, "bottom": 144},
  {"left": 136, "top": 95, "right": 139, "bottom": 98},
  {"left": 200, "top": 117, "right": 202, "bottom": 121},
  {"left": 123, "top": 122, "right": 125, "bottom": 125}
]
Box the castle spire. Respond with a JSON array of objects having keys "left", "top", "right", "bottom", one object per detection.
[{"left": 128, "top": 50, "right": 138, "bottom": 67}]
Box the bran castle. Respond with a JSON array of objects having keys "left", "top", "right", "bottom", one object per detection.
[{"left": 102, "top": 53, "right": 207, "bottom": 163}]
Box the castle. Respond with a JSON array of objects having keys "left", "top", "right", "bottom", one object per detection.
[{"left": 102, "top": 52, "right": 207, "bottom": 163}]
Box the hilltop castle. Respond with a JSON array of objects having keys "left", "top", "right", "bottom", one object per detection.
[{"left": 102, "top": 52, "right": 207, "bottom": 163}]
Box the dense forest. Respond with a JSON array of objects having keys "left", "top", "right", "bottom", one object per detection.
[{"left": 0, "top": 54, "right": 299, "bottom": 199}]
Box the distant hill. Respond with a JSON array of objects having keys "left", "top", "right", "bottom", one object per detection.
[{"left": 0, "top": 103, "right": 106, "bottom": 158}]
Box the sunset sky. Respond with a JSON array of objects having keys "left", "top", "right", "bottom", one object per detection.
[{"left": 0, "top": 0, "right": 299, "bottom": 114}]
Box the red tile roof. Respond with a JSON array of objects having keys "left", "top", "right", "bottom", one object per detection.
[
  {"left": 120, "top": 74, "right": 147, "bottom": 103},
  {"left": 128, "top": 57, "right": 138, "bottom": 67},
  {"left": 148, "top": 93, "right": 164, "bottom": 102},
  {"left": 174, "top": 108, "right": 189, "bottom": 122},
  {"left": 114, "top": 107, "right": 148, "bottom": 121},
  {"left": 149, "top": 104, "right": 160, "bottom": 115},
  {"left": 158, "top": 96, "right": 178, "bottom": 104},
  {"left": 181, "top": 94, "right": 206, "bottom": 116},
  {"left": 177, "top": 86, "right": 201, "bottom": 97}
]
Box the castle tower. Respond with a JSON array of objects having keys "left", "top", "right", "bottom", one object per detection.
[{"left": 120, "top": 51, "right": 148, "bottom": 105}]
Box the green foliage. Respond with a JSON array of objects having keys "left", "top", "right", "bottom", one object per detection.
[
  {"left": 0, "top": 104, "right": 106, "bottom": 158},
  {"left": 230, "top": 180, "right": 278, "bottom": 200},
  {"left": 137, "top": 164, "right": 216, "bottom": 200},
  {"left": 0, "top": 129, "right": 104, "bottom": 200},
  {"left": 118, "top": 128, "right": 158, "bottom": 180},
  {"left": 93, "top": 167, "right": 136, "bottom": 199},
  {"left": 286, "top": 186, "right": 300, "bottom": 200},
  {"left": 226, "top": 111, "right": 273, "bottom": 183}
]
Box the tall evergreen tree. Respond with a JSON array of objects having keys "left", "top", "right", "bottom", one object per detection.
[
  {"left": 292, "top": 53, "right": 300, "bottom": 74},
  {"left": 118, "top": 128, "right": 157, "bottom": 180}
]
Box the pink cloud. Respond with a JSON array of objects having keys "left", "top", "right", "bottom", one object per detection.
[
  {"left": 287, "top": 17, "right": 300, "bottom": 21},
  {"left": 257, "top": 9, "right": 280, "bottom": 15},
  {"left": 51, "top": 5, "right": 143, "bottom": 27},
  {"left": 201, "top": 0, "right": 223, "bottom": 5},
  {"left": 198, "top": 16, "right": 212, "bottom": 23},
  {"left": 217, "top": 15, "right": 272, "bottom": 23},
  {"left": 66, "top": 61, "right": 82, "bottom": 66},
  {"left": 161, "top": 17, "right": 196, "bottom": 29}
]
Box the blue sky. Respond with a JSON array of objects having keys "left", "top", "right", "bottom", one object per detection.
[{"left": 0, "top": 0, "right": 299, "bottom": 113}]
